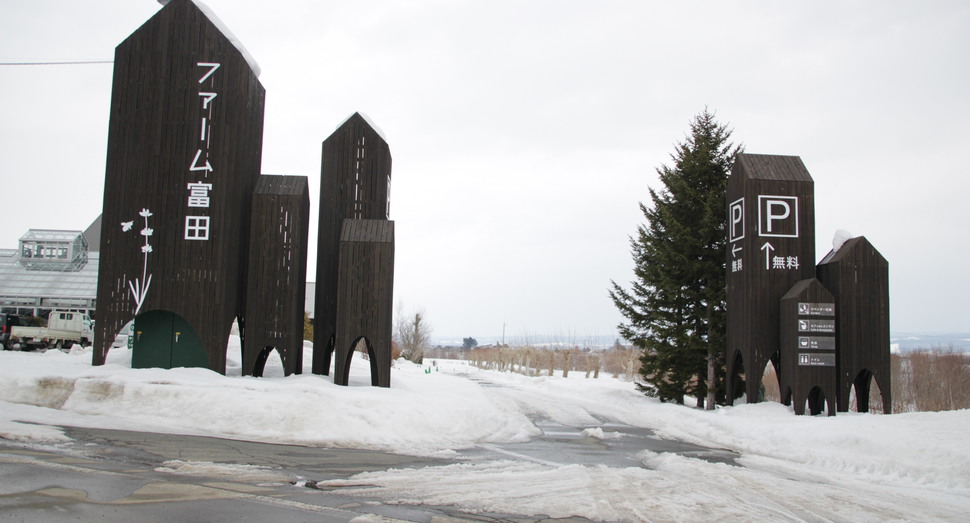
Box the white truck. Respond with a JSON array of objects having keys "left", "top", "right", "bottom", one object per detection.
[{"left": 8, "top": 310, "right": 93, "bottom": 351}]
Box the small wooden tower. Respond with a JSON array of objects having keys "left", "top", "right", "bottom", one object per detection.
[
  {"left": 243, "top": 175, "right": 310, "bottom": 377},
  {"left": 780, "top": 279, "right": 838, "bottom": 415},
  {"left": 817, "top": 236, "right": 891, "bottom": 413},
  {"left": 314, "top": 113, "right": 392, "bottom": 377},
  {"left": 333, "top": 219, "right": 395, "bottom": 387}
]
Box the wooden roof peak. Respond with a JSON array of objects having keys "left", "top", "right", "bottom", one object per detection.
[
  {"left": 732, "top": 153, "right": 813, "bottom": 183},
  {"left": 818, "top": 235, "right": 887, "bottom": 266},
  {"left": 332, "top": 112, "right": 388, "bottom": 143},
  {"left": 254, "top": 175, "right": 309, "bottom": 196},
  {"left": 781, "top": 278, "right": 834, "bottom": 300},
  {"left": 122, "top": 0, "right": 261, "bottom": 78}
]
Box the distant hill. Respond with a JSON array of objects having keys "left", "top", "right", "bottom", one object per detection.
[
  {"left": 435, "top": 333, "right": 970, "bottom": 353},
  {"left": 891, "top": 333, "right": 970, "bottom": 353},
  {"left": 432, "top": 334, "right": 620, "bottom": 349}
]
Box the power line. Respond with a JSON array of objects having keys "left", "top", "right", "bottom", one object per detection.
[{"left": 0, "top": 60, "right": 113, "bottom": 66}]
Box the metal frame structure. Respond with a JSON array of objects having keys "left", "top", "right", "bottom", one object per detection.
[{"left": 17, "top": 230, "right": 89, "bottom": 272}]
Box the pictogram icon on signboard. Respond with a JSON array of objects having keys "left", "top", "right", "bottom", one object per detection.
[
  {"left": 729, "top": 197, "right": 745, "bottom": 243},
  {"left": 758, "top": 195, "right": 799, "bottom": 238}
]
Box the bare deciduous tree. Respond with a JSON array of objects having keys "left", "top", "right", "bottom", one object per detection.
[
  {"left": 894, "top": 348, "right": 970, "bottom": 413},
  {"left": 395, "top": 310, "right": 432, "bottom": 364}
]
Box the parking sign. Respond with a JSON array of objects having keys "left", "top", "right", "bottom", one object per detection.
[
  {"left": 758, "top": 195, "right": 799, "bottom": 238},
  {"left": 729, "top": 197, "right": 745, "bottom": 243}
]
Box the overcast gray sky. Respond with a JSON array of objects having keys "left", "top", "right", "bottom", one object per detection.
[{"left": 1, "top": 1, "right": 968, "bottom": 340}]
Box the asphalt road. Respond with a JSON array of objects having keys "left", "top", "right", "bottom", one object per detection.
[
  {"left": 0, "top": 415, "right": 739, "bottom": 523},
  {"left": 0, "top": 426, "right": 522, "bottom": 523}
]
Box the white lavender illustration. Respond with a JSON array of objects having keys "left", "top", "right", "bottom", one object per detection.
[{"left": 121, "top": 208, "right": 154, "bottom": 315}]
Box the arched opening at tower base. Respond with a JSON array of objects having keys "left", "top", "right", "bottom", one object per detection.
[
  {"left": 805, "top": 386, "right": 829, "bottom": 416},
  {"left": 731, "top": 351, "right": 747, "bottom": 403},
  {"left": 251, "top": 346, "right": 286, "bottom": 378},
  {"left": 761, "top": 359, "right": 781, "bottom": 403},
  {"left": 335, "top": 336, "right": 382, "bottom": 386},
  {"left": 850, "top": 369, "right": 886, "bottom": 413}
]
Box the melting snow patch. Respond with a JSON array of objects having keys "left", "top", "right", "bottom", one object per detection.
[
  {"left": 0, "top": 419, "right": 70, "bottom": 444},
  {"left": 581, "top": 427, "right": 623, "bottom": 440},
  {"left": 156, "top": 460, "right": 290, "bottom": 482}
]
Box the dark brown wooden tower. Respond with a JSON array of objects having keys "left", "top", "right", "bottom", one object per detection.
[
  {"left": 313, "top": 114, "right": 392, "bottom": 376},
  {"left": 333, "top": 219, "right": 395, "bottom": 387},
  {"left": 92, "top": 0, "right": 264, "bottom": 372},
  {"left": 243, "top": 175, "right": 310, "bottom": 377},
  {"left": 817, "top": 236, "right": 891, "bottom": 413},
  {"left": 725, "top": 154, "right": 816, "bottom": 403},
  {"left": 780, "top": 279, "right": 838, "bottom": 415}
]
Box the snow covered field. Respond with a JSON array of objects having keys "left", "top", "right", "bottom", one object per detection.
[{"left": 2, "top": 340, "right": 969, "bottom": 521}]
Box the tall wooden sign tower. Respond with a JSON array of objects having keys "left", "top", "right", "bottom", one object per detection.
[
  {"left": 725, "top": 154, "right": 816, "bottom": 402},
  {"left": 726, "top": 153, "right": 891, "bottom": 415},
  {"left": 93, "top": 0, "right": 265, "bottom": 372}
]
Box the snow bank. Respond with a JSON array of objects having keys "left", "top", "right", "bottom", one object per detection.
[
  {"left": 324, "top": 448, "right": 969, "bottom": 521},
  {"left": 0, "top": 344, "right": 536, "bottom": 455},
  {"left": 317, "top": 361, "right": 970, "bottom": 520},
  {"left": 0, "top": 418, "right": 70, "bottom": 444},
  {"left": 439, "top": 361, "right": 970, "bottom": 492},
  {"left": 2, "top": 348, "right": 969, "bottom": 520}
]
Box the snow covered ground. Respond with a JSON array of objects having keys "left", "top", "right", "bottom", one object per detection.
[{"left": 2, "top": 340, "right": 969, "bottom": 521}]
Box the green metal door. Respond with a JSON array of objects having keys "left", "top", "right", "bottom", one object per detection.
[
  {"left": 132, "top": 311, "right": 166, "bottom": 368},
  {"left": 170, "top": 313, "right": 208, "bottom": 368},
  {"left": 132, "top": 310, "right": 208, "bottom": 369}
]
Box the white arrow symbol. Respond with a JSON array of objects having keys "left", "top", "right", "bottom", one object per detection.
[
  {"left": 731, "top": 244, "right": 742, "bottom": 258},
  {"left": 761, "top": 242, "right": 775, "bottom": 270}
]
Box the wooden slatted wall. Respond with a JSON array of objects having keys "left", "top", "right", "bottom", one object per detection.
[
  {"left": 333, "top": 219, "right": 395, "bottom": 387},
  {"left": 243, "top": 175, "right": 310, "bottom": 376},
  {"left": 780, "top": 279, "right": 838, "bottom": 415},
  {"left": 817, "top": 236, "right": 891, "bottom": 413},
  {"left": 725, "top": 154, "right": 816, "bottom": 403},
  {"left": 314, "top": 113, "right": 392, "bottom": 375},
  {"left": 93, "top": 0, "right": 265, "bottom": 372}
]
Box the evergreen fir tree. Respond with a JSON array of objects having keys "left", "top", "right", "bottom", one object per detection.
[{"left": 610, "top": 109, "right": 741, "bottom": 406}]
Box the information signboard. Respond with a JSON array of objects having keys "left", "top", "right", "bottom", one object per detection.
[
  {"left": 798, "top": 336, "right": 835, "bottom": 350},
  {"left": 798, "top": 353, "right": 835, "bottom": 367},
  {"left": 797, "top": 302, "right": 835, "bottom": 317},
  {"left": 797, "top": 319, "right": 835, "bottom": 334}
]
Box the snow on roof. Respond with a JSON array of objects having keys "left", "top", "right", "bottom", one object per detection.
[
  {"left": 832, "top": 229, "right": 853, "bottom": 252},
  {"left": 338, "top": 112, "right": 389, "bottom": 142},
  {"left": 819, "top": 229, "right": 855, "bottom": 264},
  {"left": 158, "top": 0, "right": 261, "bottom": 77}
]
